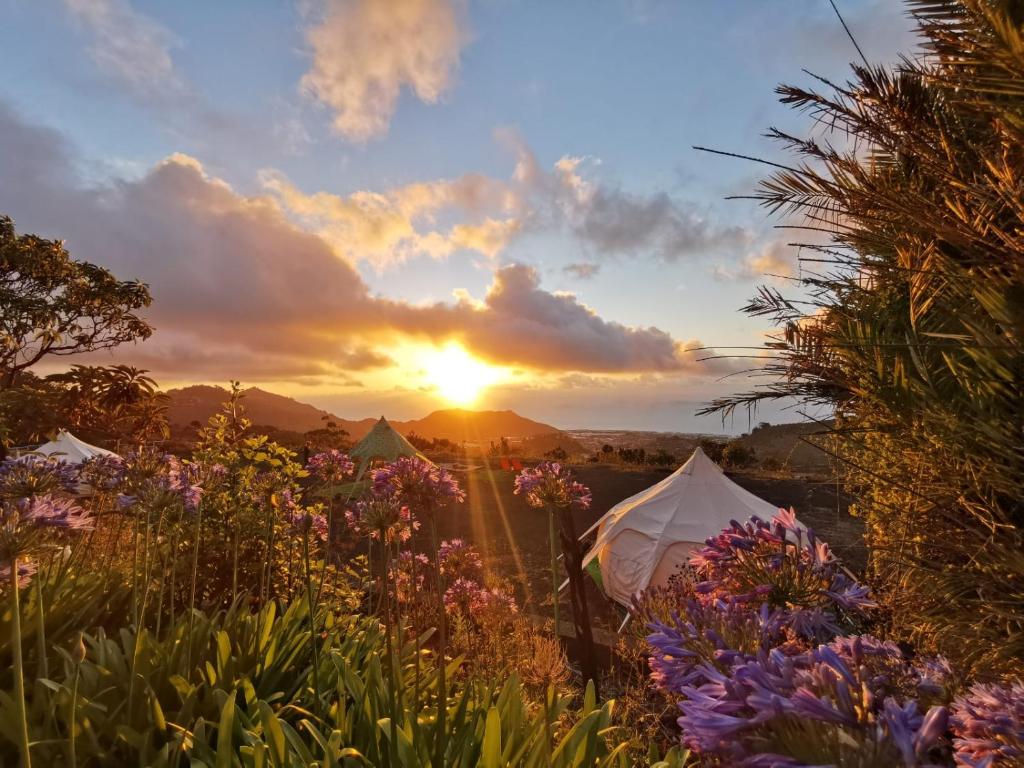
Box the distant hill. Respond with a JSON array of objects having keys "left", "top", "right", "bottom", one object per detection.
[
  {"left": 399, "top": 409, "right": 559, "bottom": 443},
  {"left": 165, "top": 386, "right": 561, "bottom": 443},
  {"left": 734, "top": 421, "right": 834, "bottom": 473},
  {"left": 166, "top": 385, "right": 346, "bottom": 433}
]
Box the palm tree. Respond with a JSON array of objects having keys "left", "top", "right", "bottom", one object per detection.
[{"left": 703, "top": 0, "right": 1024, "bottom": 676}]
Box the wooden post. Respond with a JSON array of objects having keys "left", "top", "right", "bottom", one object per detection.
[{"left": 555, "top": 504, "right": 599, "bottom": 697}]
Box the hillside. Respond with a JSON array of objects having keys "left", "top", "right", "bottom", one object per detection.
[
  {"left": 166, "top": 385, "right": 344, "bottom": 433},
  {"left": 165, "top": 386, "right": 561, "bottom": 443},
  {"left": 734, "top": 421, "right": 834, "bottom": 473},
  {"left": 399, "top": 409, "right": 559, "bottom": 443}
]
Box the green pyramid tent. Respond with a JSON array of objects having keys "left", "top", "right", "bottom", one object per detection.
[{"left": 350, "top": 416, "right": 431, "bottom": 479}]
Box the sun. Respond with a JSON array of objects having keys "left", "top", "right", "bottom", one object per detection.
[{"left": 423, "top": 344, "right": 502, "bottom": 406}]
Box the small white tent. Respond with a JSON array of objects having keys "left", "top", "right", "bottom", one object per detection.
[
  {"left": 582, "top": 446, "right": 791, "bottom": 608},
  {"left": 29, "top": 430, "right": 119, "bottom": 464}
]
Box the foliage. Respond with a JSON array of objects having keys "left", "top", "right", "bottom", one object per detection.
[
  {"left": 0, "top": 216, "right": 152, "bottom": 390},
  {"left": 47, "top": 365, "right": 170, "bottom": 445},
  {"left": 701, "top": 0, "right": 1024, "bottom": 677}
]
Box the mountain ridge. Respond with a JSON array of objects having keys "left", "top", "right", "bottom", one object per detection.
[{"left": 165, "top": 385, "right": 561, "bottom": 442}]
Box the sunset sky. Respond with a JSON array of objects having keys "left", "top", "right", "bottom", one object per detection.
[{"left": 0, "top": 0, "right": 915, "bottom": 431}]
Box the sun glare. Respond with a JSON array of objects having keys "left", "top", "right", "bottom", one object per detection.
[{"left": 423, "top": 344, "right": 502, "bottom": 406}]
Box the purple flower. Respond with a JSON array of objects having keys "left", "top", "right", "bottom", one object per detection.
[
  {"left": 438, "top": 538, "right": 483, "bottom": 580},
  {"left": 346, "top": 496, "right": 418, "bottom": 543},
  {"left": 513, "top": 462, "right": 591, "bottom": 510},
  {"left": 686, "top": 509, "right": 873, "bottom": 640},
  {"left": 306, "top": 450, "right": 355, "bottom": 484},
  {"left": 0, "top": 455, "right": 80, "bottom": 498},
  {"left": 951, "top": 680, "right": 1024, "bottom": 767},
  {"left": 290, "top": 510, "right": 329, "bottom": 541},
  {"left": 371, "top": 457, "right": 465, "bottom": 516},
  {"left": 647, "top": 600, "right": 790, "bottom": 690},
  {"left": 1, "top": 494, "right": 93, "bottom": 561},
  {"left": 671, "top": 635, "right": 951, "bottom": 766},
  {"left": 0, "top": 559, "right": 38, "bottom": 588},
  {"left": 78, "top": 455, "right": 126, "bottom": 492},
  {"left": 116, "top": 449, "right": 208, "bottom": 514}
]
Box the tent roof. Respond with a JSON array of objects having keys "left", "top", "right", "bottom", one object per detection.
[
  {"left": 30, "top": 430, "right": 119, "bottom": 464},
  {"left": 350, "top": 417, "right": 430, "bottom": 477},
  {"left": 582, "top": 446, "right": 796, "bottom": 607}
]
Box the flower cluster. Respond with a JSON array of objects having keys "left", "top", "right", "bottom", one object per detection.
[
  {"left": 951, "top": 681, "right": 1024, "bottom": 767},
  {"left": 1, "top": 494, "right": 93, "bottom": 562},
  {"left": 390, "top": 550, "right": 429, "bottom": 604},
  {"left": 689, "top": 508, "right": 874, "bottom": 639},
  {"left": 438, "top": 538, "right": 483, "bottom": 579},
  {"left": 78, "top": 455, "right": 127, "bottom": 492},
  {"left": 443, "top": 577, "right": 518, "bottom": 621},
  {"left": 345, "top": 496, "right": 418, "bottom": 543},
  {"left": 513, "top": 461, "right": 591, "bottom": 510},
  {"left": 0, "top": 455, "right": 80, "bottom": 498},
  {"left": 643, "top": 509, "right": 971, "bottom": 766},
  {"left": 116, "top": 449, "right": 208, "bottom": 514},
  {"left": 675, "top": 636, "right": 951, "bottom": 766},
  {"left": 305, "top": 450, "right": 355, "bottom": 485},
  {"left": 0, "top": 456, "right": 92, "bottom": 569},
  {"left": 289, "top": 510, "right": 329, "bottom": 542},
  {"left": 371, "top": 456, "right": 465, "bottom": 515}
]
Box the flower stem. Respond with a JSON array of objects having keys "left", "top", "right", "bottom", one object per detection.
[
  {"left": 548, "top": 506, "right": 560, "bottom": 633},
  {"left": 429, "top": 516, "right": 447, "bottom": 768},
  {"left": 186, "top": 501, "right": 203, "bottom": 671},
  {"left": 302, "top": 533, "right": 322, "bottom": 716},
  {"left": 69, "top": 663, "right": 80, "bottom": 768},
  {"left": 9, "top": 557, "right": 32, "bottom": 768}
]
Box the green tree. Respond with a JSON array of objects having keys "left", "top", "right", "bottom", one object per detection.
[
  {"left": 47, "top": 364, "right": 169, "bottom": 446},
  {"left": 0, "top": 216, "right": 153, "bottom": 389},
  {"left": 705, "top": 0, "right": 1024, "bottom": 675}
]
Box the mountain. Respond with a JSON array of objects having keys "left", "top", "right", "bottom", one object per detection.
[
  {"left": 398, "top": 409, "right": 559, "bottom": 442},
  {"left": 164, "top": 386, "right": 560, "bottom": 443},
  {"left": 166, "top": 385, "right": 345, "bottom": 434}
]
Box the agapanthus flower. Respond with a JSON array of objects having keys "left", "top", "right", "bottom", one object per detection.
[
  {"left": 1, "top": 494, "right": 93, "bottom": 561},
  {"left": 443, "top": 577, "right": 486, "bottom": 615},
  {"left": 674, "top": 635, "right": 950, "bottom": 766},
  {"left": 688, "top": 510, "right": 874, "bottom": 640},
  {"left": 346, "top": 496, "right": 418, "bottom": 543},
  {"left": 0, "top": 559, "right": 38, "bottom": 588},
  {"left": 513, "top": 462, "right": 591, "bottom": 510},
  {"left": 438, "top": 538, "right": 484, "bottom": 581},
  {"left": 116, "top": 449, "right": 207, "bottom": 514},
  {"left": 289, "top": 510, "right": 329, "bottom": 541},
  {"left": 0, "top": 455, "right": 80, "bottom": 498},
  {"left": 951, "top": 680, "right": 1024, "bottom": 767},
  {"left": 371, "top": 457, "right": 465, "bottom": 515},
  {"left": 78, "top": 454, "right": 126, "bottom": 492},
  {"left": 390, "top": 550, "right": 430, "bottom": 603},
  {"left": 648, "top": 599, "right": 792, "bottom": 691},
  {"left": 306, "top": 450, "right": 355, "bottom": 485}
]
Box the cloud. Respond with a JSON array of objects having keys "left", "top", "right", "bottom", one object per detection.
[
  {"left": 0, "top": 102, "right": 739, "bottom": 385},
  {"left": 263, "top": 132, "right": 748, "bottom": 269},
  {"left": 545, "top": 152, "right": 750, "bottom": 260},
  {"left": 260, "top": 168, "right": 518, "bottom": 269},
  {"left": 301, "top": 0, "right": 468, "bottom": 141},
  {"left": 563, "top": 262, "right": 601, "bottom": 280},
  {"left": 62, "top": 0, "right": 185, "bottom": 97},
  {"left": 713, "top": 239, "right": 797, "bottom": 282}
]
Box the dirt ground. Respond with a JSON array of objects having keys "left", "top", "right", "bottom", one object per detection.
[{"left": 419, "top": 463, "right": 864, "bottom": 634}]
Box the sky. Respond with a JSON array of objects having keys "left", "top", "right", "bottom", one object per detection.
[{"left": 0, "top": 0, "right": 917, "bottom": 432}]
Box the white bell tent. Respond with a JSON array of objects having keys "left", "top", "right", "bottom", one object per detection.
[
  {"left": 29, "top": 430, "right": 119, "bottom": 464},
  {"left": 581, "top": 446, "right": 796, "bottom": 608}
]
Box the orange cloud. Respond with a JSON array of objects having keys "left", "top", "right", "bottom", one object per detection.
[
  {"left": 0, "top": 102, "right": 745, "bottom": 385},
  {"left": 301, "top": 0, "right": 468, "bottom": 141}
]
